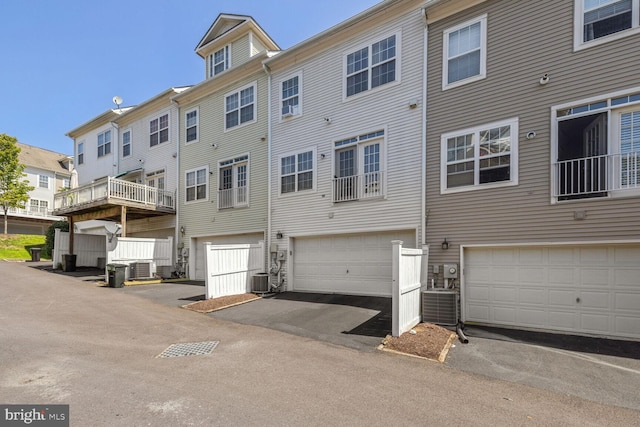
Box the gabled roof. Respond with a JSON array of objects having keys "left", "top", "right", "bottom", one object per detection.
[
  {"left": 195, "top": 13, "right": 280, "bottom": 57},
  {"left": 113, "top": 86, "right": 192, "bottom": 124},
  {"left": 17, "top": 142, "right": 72, "bottom": 175},
  {"left": 66, "top": 108, "right": 133, "bottom": 139}
]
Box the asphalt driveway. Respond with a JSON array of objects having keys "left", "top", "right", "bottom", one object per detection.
[{"left": 34, "top": 264, "right": 640, "bottom": 412}]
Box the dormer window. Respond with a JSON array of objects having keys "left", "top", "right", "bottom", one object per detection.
[{"left": 209, "top": 45, "right": 230, "bottom": 77}]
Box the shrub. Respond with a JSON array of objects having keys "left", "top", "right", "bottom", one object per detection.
[{"left": 43, "top": 220, "right": 69, "bottom": 259}]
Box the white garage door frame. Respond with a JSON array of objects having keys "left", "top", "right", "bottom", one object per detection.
[
  {"left": 190, "top": 230, "right": 265, "bottom": 280},
  {"left": 287, "top": 226, "right": 419, "bottom": 297},
  {"left": 461, "top": 240, "right": 640, "bottom": 340}
]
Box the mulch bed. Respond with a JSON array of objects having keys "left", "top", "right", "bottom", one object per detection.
[
  {"left": 182, "top": 293, "right": 261, "bottom": 313},
  {"left": 380, "top": 322, "right": 457, "bottom": 362}
]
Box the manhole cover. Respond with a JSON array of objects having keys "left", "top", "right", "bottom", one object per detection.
[{"left": 157, "top": 341, "right": 219, "bottom": 358}]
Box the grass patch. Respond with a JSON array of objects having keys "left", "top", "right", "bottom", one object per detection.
[{"left": 0, "top": 234, "right": 47, "bottom": 260}]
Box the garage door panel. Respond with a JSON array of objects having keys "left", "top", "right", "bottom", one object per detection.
[
  {"left": 293, "top": 230, "right": 414, "bottom": 296},
  {"left": 465, "top": 245, "right": 640, "bottom": 340}
]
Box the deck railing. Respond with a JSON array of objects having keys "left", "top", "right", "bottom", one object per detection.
[
  {"left": 333, "top": 171, "right": 385, "bottom": 203},
  {"left": 53, "top": 177, "right": 175, "bottom": 211},
  {"left": 7, "top": 206, "right": 62, "bottom": 220},
  {"left": 553, "top": 152, "right": 640, "bottom": 198}
]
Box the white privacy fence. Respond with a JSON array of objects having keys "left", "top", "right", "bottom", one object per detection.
[
  {"left": 53, "top": 230, "right": 106, "bottom": 268},
  {"left": 107, "top": 237, "right": 173, "bottom": 267},
  {"left": 391, "top": 241, "right": 429, "bottom": 337},
  {"left": 204, "top": 242, "right": 265, "bottom": 299}
]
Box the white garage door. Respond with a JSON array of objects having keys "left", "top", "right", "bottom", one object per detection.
[
  {"left": 292, "top": 230, "right": 415, "bottom": 297},
  {"left": 193, "top": 233, "right": 264, "bottom": 280},
  {"left": 464, "top": 245, "right": 640, "bottom": 340}
]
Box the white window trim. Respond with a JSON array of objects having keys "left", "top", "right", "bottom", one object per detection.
[
  {"left": 440, "top": 117, "right": 519, "bottom": 194},
  {"left": 97, "top": 129, "right": 111, "bottom": 158},
  {"left": 442, "top": 14, "right": 488, "bottom": 91},
  {"left": 185, "top": 107, "right": 199, "bottom": 144},
  {"left": 184, "top": 165, "right": 209, "bottom": 204},
  {"left": 209, "top": 44, "right": 231, "bottom": 77},
  {"left": 217, "top": 153, "right": 250, "bottom": 210},
  {"left": 122, "top": 128, "right": 132, "bottom": 158},
  {"left": 77, "top": 141, "right": 84, "bottom": 165},
  {"left": 278, "top": 147, "right": 317, "bottom": 196},
  {"left": 279, "top": 71, "right": 303, "bottom": 121},
  {"left": 573, "top": 0, "right": 640, "bottom": 51},
  {"left": 550, "top": 86, "right": 640, "bottom": 203},
  {"left": 342, "top": 31, "right": 402, "bottom": 101},
  {"left": 38, "top": 175, "right": 49, "bottom": 189},
  {"left": 224, "top": 82, "right": 257, "bottom": 132},
  {"left": 149, "top": 111, "right": 170, "bottom": 148}
]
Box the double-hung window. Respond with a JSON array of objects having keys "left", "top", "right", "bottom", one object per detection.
[
  {"left": 185, "top": 108, "right": 199, "bottom": 143},
  {"left": 150, "top": 113, "right": 169, "bottom": 147},
  {"left": 77, "top": 142, "right": 84, "bottom": 165},
  {"left": 575, "top": 0, "right": 640, "bottom": 49},
  {"left": 39, "top": 175, "right": 49, "bottom": 189},
  {"left": 443, "top": 15, "right": 487, "bottom": 90},
  {"left": 122, "top": 129, "right": 131, "bottom": 158},
  {"left": 441, "top": 118, "right": 518, "bottom": 193},
  {"left": 553, "top": 90, "right": 640, "bottom": 201},
  {"left": 333, "top": 130, "right": 385, "bottom": 202},
  {"left": 185, "top": 166, "right": 208, "bottom": 203},
  {"left": 29, "top": 199, "right": 47, "bottom": 215},
  {"left": 209, "top": 45, "right": 230, "bottom": 77},
  {"left": 345, "top": 33, "right": 399, "bottom": 98},
  {"left": 218, "top": 155, "right": 249, "bottom": 209},
  {"left": 281, "top": 73, "right": 301, "bottom": 118},
  {"left": 280, "top": 149, "right": 315, "bottom": 194},
  {"left": 225, "top": 83, "right": 256, "bottom": 130},
  {"left": 97, "top": 130, "right": 111, "bottom": 158}
]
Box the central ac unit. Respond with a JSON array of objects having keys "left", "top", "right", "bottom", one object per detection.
[
  {"left": 422, "top": 290, "right": 458, "bottom": 326},
  {"left": 129, "top": 262, "right": 152, "bottom": 279},
  {"left": 252, "top": 273, "right": 270, "bottom": 293}
]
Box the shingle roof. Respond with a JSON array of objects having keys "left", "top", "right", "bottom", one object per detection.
[{"left": 17, "top": 143, "right": 72, "bottom": 175}]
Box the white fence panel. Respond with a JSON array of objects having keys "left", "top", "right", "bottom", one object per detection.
[
  {"left": 205, "top": 242, "right": 265, "bottom": 299},
  {"left": 53, "top": 230, "right": 106, "bottom": 268},
  {"left": 107, "top": 236, "right": 173, "bottom": 266},
  {"left": 392, "top": 240, "right": 429, "bottom": 337}
]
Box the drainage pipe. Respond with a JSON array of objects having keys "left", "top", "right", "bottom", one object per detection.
[{"left": 456, "top": 322, "right": 469, "bottom": 344}]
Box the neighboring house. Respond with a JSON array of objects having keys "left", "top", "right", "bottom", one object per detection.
[
  {"left": 173, "top": 14, "right": 280, "bottom": 280},
  {"left": 423, "top": 0, "right": 640, "bottom": 340},
  {"left": 7, "top": 143, "right": 71, "bottom": 235},
  {"left": 264, "top": 0, "right": 427, "bottom": 296},
  {"left": 55, "top": 88, "right": 188, "bottom": 241}
]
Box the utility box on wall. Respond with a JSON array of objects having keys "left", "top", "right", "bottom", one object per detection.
[{"left": 443, "top": 264, "right": 458, "bottom": 279}]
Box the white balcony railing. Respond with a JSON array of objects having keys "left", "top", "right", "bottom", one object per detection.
[
  {"left": 217, "top": 186, "right": 248, "bottom": 209},
  {"left": 553, "top": 152, "right": 640, "bottom": 198},
  {"left": 7, "top": 206, "right": 62, "bottom": 220},
  {"left": 53, "top": 177, "right": 175, "bottom": 211},
  {"left": 333, "top": 171, "right": 385, "bottom": 203}
]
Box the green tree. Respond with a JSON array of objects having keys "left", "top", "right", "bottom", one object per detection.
[{"left": 0, "top": 134, "right": 34, "bottom": 234}]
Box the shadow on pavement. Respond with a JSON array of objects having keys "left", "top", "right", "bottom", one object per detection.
[{"left": 463, "top": 325, "right": 640, "bottom": 360}]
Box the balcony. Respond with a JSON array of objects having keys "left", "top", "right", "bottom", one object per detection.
[
  {"left": 8, "top": 206, "right": 63, "bottom": 221},
  {"left": 553, "top": 153, "right": 640, "bottom": 199},
  {"left": 333, "top": 171, "right": 385, "bottom": 203},
  {"left": 217, "top": 187, "right": 248, "bottom": 209},
  {"left": 53, "top": 177, "right": 175, "bottom": 217}
]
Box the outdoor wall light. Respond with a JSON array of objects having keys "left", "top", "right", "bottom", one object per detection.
[
  {"left": 276, "top": 231, "right": 283, "bottom": 239},
  {"left": 441, "top": 238, "right": 449, "bottom": 250},
  {"left": 180, "top": 226, "right": 185, "bottom": 236}
]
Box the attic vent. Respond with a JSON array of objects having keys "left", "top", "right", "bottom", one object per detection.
[
  {"left": 130, "top": 262, "right": 152, "bottom": 279},
  {"left": 422, "top": 290, "right": 458, "bottom": 326}
]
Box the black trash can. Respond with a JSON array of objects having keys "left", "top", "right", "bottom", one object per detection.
[
  {"left": 30, "top": 248, "right": 42, "bottom": 262},
  {"left": 107, "top": 264, "right": 127, "bottom": 288},
  {"left": 62, "top": 254, "right": 77, "bottom": 272}
]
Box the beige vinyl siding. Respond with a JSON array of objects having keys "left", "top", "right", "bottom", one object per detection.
[
  {"left": 269, "top": 8, "right": 426, "bottom": 287},
  {"left": 425, "top": 0, "right": 640, "bottom": 284},
  {"left": 231, "top": 35, "right": 251, "bottom": 67},
  {"left": 179, "top": 71, "right": 269, "bottom": 252},
  {"left": 250, "top": 33, "right": 267, "bottom": 55}
]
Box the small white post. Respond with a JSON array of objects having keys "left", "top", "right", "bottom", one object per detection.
[{"left": 391, "top": 240, "right": 403, "bottom": 337}]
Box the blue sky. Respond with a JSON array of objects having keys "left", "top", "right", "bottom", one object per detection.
[{"left": 0, "top": 0, "right": 380, "bottom": 155}]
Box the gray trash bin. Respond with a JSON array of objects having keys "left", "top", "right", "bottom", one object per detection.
[
  {"left": 30, "top": 248, "right": 42, "bottom": 262},
  {"left": 107, "top": 264, "right": 127, "bottom": 288}
]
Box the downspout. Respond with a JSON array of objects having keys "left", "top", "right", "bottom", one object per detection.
[
  {"left": 171, "top": 98, "right": 181, "bottom": 274},
  {"left": 110, "top": 121, "right": 120, "bottom": 176},
  {"left": 263, "top": 62, "right": 272, "bottom": 276},
  {"left": 421, "top": 7, "right": 428, "bottom": 247}
]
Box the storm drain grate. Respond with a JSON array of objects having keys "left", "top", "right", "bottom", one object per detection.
[{"left": 157, "top": 341, "right": 219, "bottom": 358}]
